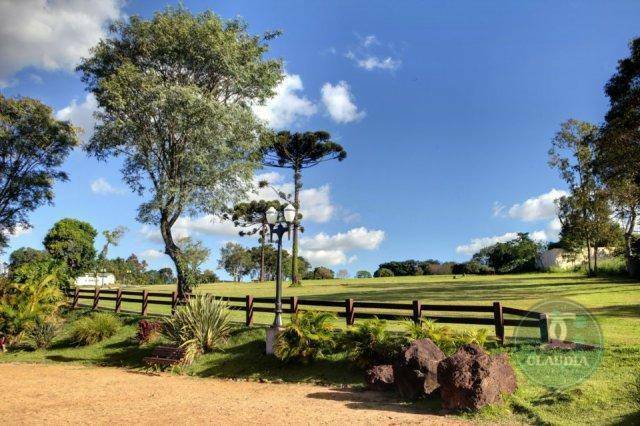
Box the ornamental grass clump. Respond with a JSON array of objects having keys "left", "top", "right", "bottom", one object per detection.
[
  {"left": 28, "top": 319, "right": 60, "bottom": 349},
  {"left": 274, "top": 311, "right": 336, "bottom": 363},
  {"left": 339, "top": 319, "right": 405, "bottom": 368},
  {"left": 405, "top": 320, "right": 488, "bottom": 355},
  {"left": 162, "top": 295, "right": 232, "bottom": 363},
  {"left": 70, "top": 313, "right": 121, "bottom": 346}
]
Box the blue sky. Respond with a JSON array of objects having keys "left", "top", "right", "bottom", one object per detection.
[{"left": 1, "top": 0, "right": 639, "bottom": 279}]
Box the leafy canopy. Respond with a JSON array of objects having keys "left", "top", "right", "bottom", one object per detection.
[
  {"left": 0, "top": 95, "right": 77, "bottom": 250},
  {"left": 43, "top": 218, "right": 97, "bottom": 275}
]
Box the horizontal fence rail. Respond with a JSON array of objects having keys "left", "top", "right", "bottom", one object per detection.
[{"left": 67, "top": 288, "right": 548, "bottom": 343}]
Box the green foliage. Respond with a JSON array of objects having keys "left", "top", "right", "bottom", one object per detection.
[
  {"left": 453, "top": 261, "right": 495, "bottom": 275},
  {"left": 8, "top": 247, "right": 51, "bottom": 274},
  {"left": 98, "top": 226, "right": 127, "bottom": 261},
  {"left": 339, "top": 319, "right": 404, "bottom": 368},
  {"left": 472, "top": 233, "right": 543, "bottom": 273},
  {"left": 405, "top": 320, "right": 488, "bottom": 355},
  {"left": 163, "top": 295, "right": 232, "bottom": 363},
  {"left": 78, "top": 7, "right": 283, "bottom": 297},
  {"left": 374, "top": 267, "right": 394, "bottom": 277},
  {"left": 70, "top": 313, "right": 121, "bottom": 346},
  {"left": 43, "top": 218, "right": 97, "bottom": 275},
  {"left": 218, "top": 242, "right": 253, "bottom": 282},
  {"left": 177, "top": 237, "right": 210, "bottom": 291},
  {"left": 28, "top": 319, "right": 59, "bottom": 349},
  {"left": 0, "top": 260, "right": 66, "bottom": 345},
  {"left": 306, "top": 266, "right": 334, "bottom": 280},
  {"left": 356, "top": 270, "right": 372, "bottom": 279},
  {"left": 0, "top": 94, "right": 78, "bottom": 251},
  {"left": 274, "top": 311, "right": 336, "bottom": 363}
]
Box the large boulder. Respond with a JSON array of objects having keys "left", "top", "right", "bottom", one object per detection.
[
  {"left": 393, "top": 338, "right": 445, "bottom": 399},
  {"left": 437, "top": 344, "right": 517, "bottom": 410},
  {"left": 365, "top": 364, "right": 394, "bottom": 391}
]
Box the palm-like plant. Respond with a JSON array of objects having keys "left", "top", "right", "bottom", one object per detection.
[
  {"left": 262, "top": 131, "right": 347, "bottom": 285},
  {"left": 405, "top": 320, "right": 489, "bottom": 355},
  {"left": 340, "top": 319, "right": 405, "bottom": 368},
  {"left": 163, "top": 294, "right": 232, "bottom": 363},
  {"left": 0, "top": 260, "right": 65, "bottom": 347},
  {"left": 274, "top": 310, "right": 336, "bottom": 363}
]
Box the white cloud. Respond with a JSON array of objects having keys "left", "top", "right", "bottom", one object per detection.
[
  {"left": 141, "top": 215, "right": 240, "bottom": 243},
  {"left": 2, "top": 224, "right": 32, "bottom": 239},
  {"left": 301, "top": 227, "right": 385, "bottom": 251},
  {"left": 139, "top": 249, "right": 165, "bottom": 260},
  {"left": 55, "top": 93, "right": 99, "bottom": 144},
  {"left": 0, "top": 0, "right": 123, "bottom": 87},
  {"left": 455, "top": 232, "right": 519, "bottom": 256},
  {"left": 300, "top": 227, "right": 385, "bottom": 266},
  {"left": 252, "top": 172, "right": 335, "bottom": 223},
  {"left": 252, "top": 72, "right": 317, "bottom": 128},
  {"left": 505, "top": 189, "right": 568, "bottom": 222},
  {"left": 90, "top": 177, "right": 124, "bottom": 195},
  {"left": 362, "top": 35, "right": 378, "bottom": 47},
  {"left": 321, "top": 81, "right": 365, "bottom": 123},
  {"left": 355, "top": 55, "right": 401, "bottom": 71}
]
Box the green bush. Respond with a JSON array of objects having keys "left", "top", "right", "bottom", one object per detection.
[
  {"left": 405, "top": 320, "right": 488, "bottom": 355},
  {"left": 339, "top": 319, "right": 404, "bottom": 368},
  {"left": 274, "top": 311, "right": 336, "bottom": 363},
  {"left": 163, "top": 294, "right": 232, "bottom": 362},
  {"left": 28, "top": 319, "right": 59, "bottom": 349},
  {"left": 70, "top": 313, "right": 121, "bottom": 346},
  {"left": 374, "top": 267, "right": 394, "bottom": 277},
  {"left": 356, "top": 270, "right": 372, "bottom": 279}
]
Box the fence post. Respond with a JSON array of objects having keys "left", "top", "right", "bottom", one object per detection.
[
  {"left": 290, "top": 296, "right": 298, "bottom": 315},
  {"left": 92, "top": 287, "right": 100, "bottom": 310},
  {"left": 141, "top": 289, "right": 149, "bottom": 316},
  {"left": 492, "top": 302, "right": 505, "bottom": 344},
  {"left": 246, "top": 295, "right": 254, "bottom": 326},
  {"left": 72, "top": 288, "right": 79, "bottom": 309},
  {"left": 171, "top": 291, "right": 178, "bottom": 315},
  {"left": 345, "top": 298, "right": 355, "bottom": 326},
  {"left": 412, "top": 300, "right": 422, "bottom": 324},
  {"left": 539, "top": 313, "right": 549, "bottom": 343},
  {"left": 115, "top": 288, "right": 122, "bottom": 313}
]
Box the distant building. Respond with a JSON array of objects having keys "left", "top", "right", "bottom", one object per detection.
[
  {"left": 536, "top": 247, "right": 615, "bottom": 270},
  {"left": 75, "top": 273, "right": 116, "bottom": 287},
  {"left": 0, "top": 262, "right": 8, "bottom": 276}
]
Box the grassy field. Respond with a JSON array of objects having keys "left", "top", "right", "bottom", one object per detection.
[{"left": 3, "top": 272, "right": 640, "bottom": 425}]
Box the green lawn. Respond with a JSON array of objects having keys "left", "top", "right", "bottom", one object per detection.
[{"left": 3, "top": 272, "right": 640, "bottom": 425}]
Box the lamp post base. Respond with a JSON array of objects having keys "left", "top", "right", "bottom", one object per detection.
[{"left": 265, "top": 325, "right": 284, "bottom": 355}]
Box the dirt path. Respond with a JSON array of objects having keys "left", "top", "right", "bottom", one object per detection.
[{"left": 0, "top": 363, "right": 467, "bottom": 425}]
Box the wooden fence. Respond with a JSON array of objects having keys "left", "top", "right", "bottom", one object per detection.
[{"left": 68, "top": 288, "right": 548, "bottom": 343}]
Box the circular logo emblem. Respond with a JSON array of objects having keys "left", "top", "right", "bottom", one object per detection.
[{"left": 511, "top": 298, "right": 604, "bottom": 390}]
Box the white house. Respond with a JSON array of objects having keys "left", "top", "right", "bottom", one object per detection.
[
  {"left": 0, "top": 262, "right": 8, "bottom": 276},
  {"left": 75, "top": 273, "right": 116, "bottom": 287},
  {"left": 536, "top": 247, "right": 615, "bottom": 270}
]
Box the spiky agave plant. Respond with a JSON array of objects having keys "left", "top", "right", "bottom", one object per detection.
[
  {"left": 163, "top": 294, "right": 232, "bottom": 363},
  {"left": 274, "top": 310, "right": 336, "bottom": 363}
]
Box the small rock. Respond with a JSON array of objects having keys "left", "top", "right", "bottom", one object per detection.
[{"left": 364, "top": 364, "right": 394, "bottom": 391}]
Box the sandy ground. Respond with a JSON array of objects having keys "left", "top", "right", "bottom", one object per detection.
[{"left": 0, "top": 363, "right": 467, "bottom": 425}]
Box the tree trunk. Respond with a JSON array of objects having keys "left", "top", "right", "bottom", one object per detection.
[
  {"left": 291, "top": 167, "right": 302, "bottom": 285},
  {"left": 160, "top": 215, "right": 187, "bottom": 300},
  {"left": 259, "top": 228, "right": 266, "bottom": 282},
  {"left": 624, "top": 209, "right": 637, "bottom": 275},
  {"left": 594, "top": 245, "right": 598, "bottom": 274},
  {"left": 586, "top": 239, "right": 593, "bottom": 276}
]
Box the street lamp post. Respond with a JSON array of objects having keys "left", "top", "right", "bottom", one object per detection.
[{"left": 265, "top": 204, "right": 296, "bottom": 353}]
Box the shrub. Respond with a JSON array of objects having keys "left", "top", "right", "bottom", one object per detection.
[
  {"left": 374, "top": 267, "right": 394, "bottom": 278},
  {"left": 136, "top": 319, "right": 162, "bottom": 344},
  {"left": 356, "top": 270, "right": 372, "bottom": 279},
  {"left": 453, "top": 261, "right": 495, "bottom": 275},
  {"left": 0, "top": 259, "right": 66, "bottom": 346},
  {"left": 29, "top": 319, "right": 59, "bottom": 349},
  {"left": 70, "top": 313, "right": 121, "bottom": 346},
  {"left": 311, "top": 266, "right": 335, "bottom": 279},
  {"left": 339, "top": 319, "right": 405, "bottom": 368},
  {"left": 405, "top": 320, "right": 488, "bottom": 355},
  {"left": 163, "top": 294, "right": 232, "bottom": 362},
  {"left": 274, "top": 311, "right": 336, "bottom": 363}
]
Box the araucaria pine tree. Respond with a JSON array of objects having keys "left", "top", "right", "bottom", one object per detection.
[{"left": 262, "top": 131, "right": 346, "bottom": 285}]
